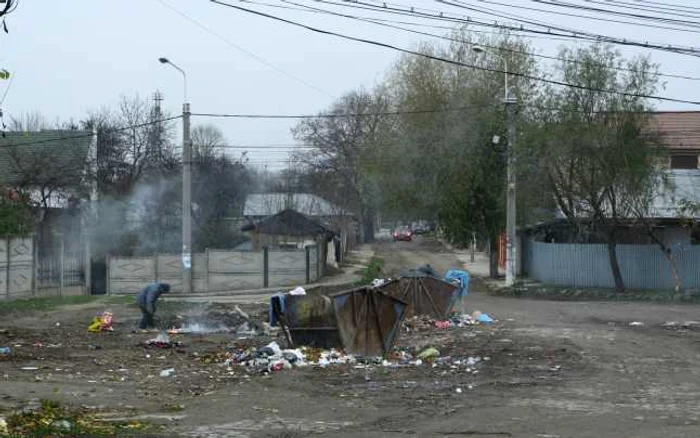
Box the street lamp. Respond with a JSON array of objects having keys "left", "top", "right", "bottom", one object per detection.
[
  {"left": 159, "top": 56, "right": 193, "bottom": 294},
  {"left": 472, "top": 46, "right": 518, "bottom": 287}
]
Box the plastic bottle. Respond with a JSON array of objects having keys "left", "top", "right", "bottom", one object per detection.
[{"left": 0, "top": 347, "right": 11, "bottom": 355}]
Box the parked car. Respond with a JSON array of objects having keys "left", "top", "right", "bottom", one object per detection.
[
  {"left": 393, "top": 227, "right": 412, "bottom": 242},
  {"left": 412, "top": 224, "right": 429, "bottom": 235}
]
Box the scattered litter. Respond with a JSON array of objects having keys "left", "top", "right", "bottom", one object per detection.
[
  {"left": 371, "top": 278, "right": 390, "bottom": 288},
  {"left": 0, "top": 347, "right": 11, "bottom": 356},
  {"left": 145, "top": 332, "right": 182, "bottom": 349},
  {"left": 472, "top": 311, "right": 494, "bottom": 324},
  {"left": 21, "top": 367, "right": 39, "bottom": 371},
  {"left": 87, "top": 311, "right": 114, "bottom": 333},
  {"left": 289, "top": 286, "right": 306, "bottom": 296},
  {"left": 159, "top": 368, "right": 175, "bottom": 377},
  {"left": 629, "top": 322, "right": 645, "bottom": 327},
  {"left": 418, "top": 347, "right": 440, "bottom": 360},
  {"left": 435, "top": 321, "right": 452, "bottom": 330},
  {"left": 455, "top": 387, "right": 463, "bottom": 394}
]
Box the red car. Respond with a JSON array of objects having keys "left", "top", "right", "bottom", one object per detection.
[{"left": 393, "top": 227, "right": 412, "bottom": 242}]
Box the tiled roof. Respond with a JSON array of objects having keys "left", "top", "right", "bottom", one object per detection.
[
  {"left": 648, "top": 112, "right": 700, "bottom": 151},
  {"left": 241, "top": 208, "right": 332, "bottom": 236},
  {"left": 243, "top": 193, "right": 345, "bottom": 217},
  {"left": 0, "top": 130, "right": 92, "bottom": 186}
]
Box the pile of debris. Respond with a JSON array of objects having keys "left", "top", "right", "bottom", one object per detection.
[
  {"left": 200, "top": 340, "right": 490, "bottom": 376},
  {"left": 403, "top": 310, "right": 496, "bottom": 332},
  {"left": 167, "top": 306, "right": 266, "bottom": 336}
]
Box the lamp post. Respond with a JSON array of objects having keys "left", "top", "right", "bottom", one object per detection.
[
  {"left": 159, "top": 57, "right": 192, "bottom": 294},
  {"left": 472, "top": 46, "right": 517, "bottom": 286}
]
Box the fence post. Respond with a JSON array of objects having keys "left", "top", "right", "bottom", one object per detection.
[
  {"left": 263, "top": 247, "right": 269, "bottom": 288},
  {"left": 153, "top": 253, "right": 159, "bottom": 284},
  {"left": 31, "top": 234, "right": 37, "bottom": 297},
  {"left": 205, "top": 249, "right": 210, "bottom": 293},
  {"left": 106, "top": 254, "right": 111, "bottom": 295},
  {"left": 5, "top": 236, "right": 10, "bottom": 300},
  {"left": 59, "top": 235, "right": 64, "bottom": 297},
  {"left": 84, "top": 233, "right": 91, "bottom": 296},
  {"left": 305, "top": 246, "right": 311, "bottom": 284},
  {"left": 317, "top": 242, "right": 322, "bottom": 279}
]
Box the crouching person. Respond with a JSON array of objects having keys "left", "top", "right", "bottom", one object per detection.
[{"left": 136, "top": 283, "right": 170, "bottom": 330}]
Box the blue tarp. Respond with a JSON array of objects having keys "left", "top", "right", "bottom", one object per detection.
[{"left": 444, "top": 269, "right": 470, "bottom": 298}]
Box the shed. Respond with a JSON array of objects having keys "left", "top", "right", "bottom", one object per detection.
[{"left": 241, "top": 209, "right": 333, "bottom": 251}]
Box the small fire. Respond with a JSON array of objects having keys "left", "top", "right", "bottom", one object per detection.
[{"left": 168, "top": 323, "right": 230, "bottom": 334}]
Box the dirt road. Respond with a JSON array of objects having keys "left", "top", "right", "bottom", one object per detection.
[{"left": 2, "top": 238, "right": 700, "bottom": 437}]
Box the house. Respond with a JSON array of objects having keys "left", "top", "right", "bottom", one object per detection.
[
  {"left": 243, "top": 193, "right": 357, "bottom": 261},
  {"left": 648, "top": 111, "right": 700, "bottom": 170},
  {"left": 512, "top": 112, "right": 700, "bottom": 289},
  {"left": 0, "top": 130, "right": 93, "bottom": 291},
  {"left": 241, "top": 208, "right": 334, "bottom": 251},
  {"left": 0, "top": 130, "right": 92, "bottom": 241}
]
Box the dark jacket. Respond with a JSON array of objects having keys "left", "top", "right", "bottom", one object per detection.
[{"left": 136, "top": 283, "right": 170, "bottom": 314}]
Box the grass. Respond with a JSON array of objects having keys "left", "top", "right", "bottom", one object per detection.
[
  {"left": 356, "top": 257, "right": 385, "bottom": 286},
  {"left": 493, "top": 282, "right": 700, "bottom": 303},
  {"left": 0, "top": 294, "right": 134, "bottom": 315},
  {"left": 2, "top": 399, "right": 164, "bottom": 437}
]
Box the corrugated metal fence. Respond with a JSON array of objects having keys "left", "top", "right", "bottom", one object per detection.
[{"left": 522, "top": 239, "right": 700, "bottom": 289}]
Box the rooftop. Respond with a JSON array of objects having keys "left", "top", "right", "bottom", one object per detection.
[
  {"left": 243, "top": 193, "right": 346, "bottom": 217},
  {"left": 241, "top": 208, "right": 332, "bottom": 237},
  {"left": 648, "top": 112, "right": 700, "bottom": 151},
  {"left": 0, "top": 130, "right": 92, "bottom": 186}
]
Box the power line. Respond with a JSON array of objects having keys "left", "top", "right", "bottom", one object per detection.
[
  {"left": 190, "top": 104, "right": 496, "bottom": 119},
  {"left": 210, "top": 1, "right": 700, "bottom": 106},
  {"left": 154, "top": 0, "right": 335, "bottom": 98},
  {"left": 446, "top": 0, "right": 700, "bottom": 33},
  {"left": 271, "top": 0, "right": 700, "bottom": 82},
  {"left": 308, "top": 0, "right": 700, "bottom": 56},
  {"left": 0, "top": 115, "right": 182, "bottom": 149},
  {"left": 529, "top": 0, "right": 700, "bottom": 28}
]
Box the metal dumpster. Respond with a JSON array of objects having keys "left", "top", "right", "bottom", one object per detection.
[
  {"left": 283, "top": 294, "right": 341, "bottom": 349},
  {"left": 332, "top": 287, "right": 407, "bottom": 357},
  {"left": 378, "top": 271, "right": 461, "bottom": 320}
]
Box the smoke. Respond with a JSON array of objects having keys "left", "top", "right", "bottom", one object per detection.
[{"left": 87, "top": 176, "right": 184, "bottom": 258}]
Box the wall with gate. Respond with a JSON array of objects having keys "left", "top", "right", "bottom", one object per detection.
[
  {"left": 522, "top": 239, "right": 700, "bottom": 290},
  {"left": 0, "top": 236, "right": 89, "bottom": 300},
  {"left": 107, "top": 245, "right": 322, "bottom": 294}
]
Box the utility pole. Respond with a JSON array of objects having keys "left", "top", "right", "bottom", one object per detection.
[
  {"left": 182, "top": 102, "right": 192, "bottom": 294},
  {"left": 505, "top": 90, "right": 517, "bottom": 287},
  {"left": 159, "top": 57, "right": 192, "bottom": 294}
]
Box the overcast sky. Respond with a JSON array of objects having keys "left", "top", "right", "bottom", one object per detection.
[{"left": 2, "top": 0, "right": 699, "bottom": 170}]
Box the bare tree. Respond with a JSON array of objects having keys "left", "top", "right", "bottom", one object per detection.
[
  {"left": 192, "top": 125, "right": 225, "bottom": 161},
  {"left": 292, "top": 89, "right": 391, "bottom": 242}
]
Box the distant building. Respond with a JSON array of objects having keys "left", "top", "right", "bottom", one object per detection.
[{"left": 243, "top": 193, "right": 357, "bottom": 262}]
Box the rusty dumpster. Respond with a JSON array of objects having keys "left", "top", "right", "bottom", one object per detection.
[
  {"left": 331, "top": 287, "right": 407, "bottom": 357},
  {"left": 378, "top": 271, "right": 461, "bottom": 320}
]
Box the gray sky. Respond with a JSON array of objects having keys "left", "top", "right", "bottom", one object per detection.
[{"left": 2, "top": 1, "right": 699, "bottom": 170}]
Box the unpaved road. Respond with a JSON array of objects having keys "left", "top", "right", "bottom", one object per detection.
[{"left": 2, "top": 238, "right": 700, "bottom": 437}]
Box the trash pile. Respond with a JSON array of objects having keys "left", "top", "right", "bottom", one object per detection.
[
  {"left": 201, "top": 340, "right": 490, "bottom": 376},
  {"left": 205, "top": 341, "right": 356, "bottom": 374},
  {"left": 87, "top": 311, "right": 114, "bottom": 333},
  {"left": 404, "top": 310, "right": 496, "bottom": 332},
  {"left": 167, "top": 306, "right": 266, "bottom": 336},
  {"left": 144, "top": 332, "right": 183, "bottom": 349}
]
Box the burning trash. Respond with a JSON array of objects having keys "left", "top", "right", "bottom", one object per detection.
[{"left": 144, "top": 332, "right": 182, "bottom": 349}]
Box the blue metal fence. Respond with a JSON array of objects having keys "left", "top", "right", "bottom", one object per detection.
[{"left": 523, "top": 239, "right": 700, "bottom": 289}]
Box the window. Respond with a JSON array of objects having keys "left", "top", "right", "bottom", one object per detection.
[{"left": 670, "top": 154, "right": 699, "bottom": 169}]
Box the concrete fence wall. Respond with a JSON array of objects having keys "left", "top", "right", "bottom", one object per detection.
[
  {"left": 107, "top": 245, "right": 322, "bottom": 295},
  {"left": 522, "top": 238, "right": 700, "bottom": 290},
  {"left": 0, "top": 236, "right": 89, "bottom": 301}
]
